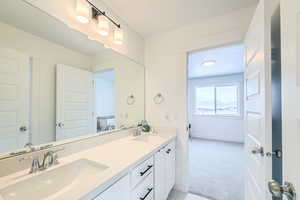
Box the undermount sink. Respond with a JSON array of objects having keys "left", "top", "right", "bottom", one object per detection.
[{"left": 0, "top": 159, "right": 109, "bottom": 200}]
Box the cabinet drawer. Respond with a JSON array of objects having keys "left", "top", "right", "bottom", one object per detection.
[
  {"left": 131, "top": 156, "right": 154, "bottom": 188},
  {"left": 131, "top": 172, "right": 154, "bottom": 200}
]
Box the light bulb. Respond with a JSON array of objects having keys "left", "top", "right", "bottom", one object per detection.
[
  {"left": 113, "top": 27, "right": 123, "bottom": 45},
  {"left": 201, "top": 60, "right": 216, "bottom": 67},
  {"left": 76, "top": 0, "right": 91, "bottom": 24},
  {"left": 97, "top": 15, "right": 109, "bottom": 36}
]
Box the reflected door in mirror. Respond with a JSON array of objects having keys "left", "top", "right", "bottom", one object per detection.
[
  {"left": 0, "top": 49, "right": 30, "bottom": 152},
  {"left": 56, "top": 64, "right": 94, "bottom": 141}
]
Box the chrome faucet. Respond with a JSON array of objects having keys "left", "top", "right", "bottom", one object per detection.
[
  {"left": 134, "top": 122, "right": 143, "bottom": 136},
  {"left": 29, "top": 151, "right": 58, "bottom": 173},
  {"left": 20, "top": 147, "right": 63, "bottom": 174}
]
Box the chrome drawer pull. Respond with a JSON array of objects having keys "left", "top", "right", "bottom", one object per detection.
[
  {"left": 140, "top": 188, "right": 153, "bottom": 200},
  {"left": 140, "top": 165, "right": 153, "bottom": 176}
]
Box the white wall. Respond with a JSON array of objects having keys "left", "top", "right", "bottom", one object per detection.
[
  {"left": 24, "top": 0, "right": 145, "bottom": 65},
  {"left": 145, "top": 6, "right": 256, "bottom": 191},
  {"left": 0, "top": 21, "right": 92, "bottom": 145},
  {"left": 188, "top": 73, "right": 244, "bottom": 143},
  {"left": 95, "top": 76, "right": 115, "bottom": 117}
]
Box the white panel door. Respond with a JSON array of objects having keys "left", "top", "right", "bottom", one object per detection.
[
  {"left": 244, "top": 0, "right": 273, "bottom": 199},
  {"left": 281, "top": 0, "right": 300, "bottom": 198},
  {"left": 56, "top": 64, "right": 94, "bottom": 141},
  {"left": 0, "top": 49, "right": 30, "bottom": 152}
]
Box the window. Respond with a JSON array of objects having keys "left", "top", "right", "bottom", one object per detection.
[
  {"left": 195, "top": 85, "right": 240, "bottom": 116},
  {"left": 195, "top": 87, "right": 215, "bottom": 115}
]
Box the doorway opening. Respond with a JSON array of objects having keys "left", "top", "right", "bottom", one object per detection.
[
  {"left": 94, "top": 69, "right": 116, "bottom": 133},
  {"left": 187, "top": 43, "right": 245, "bottom": 200}
]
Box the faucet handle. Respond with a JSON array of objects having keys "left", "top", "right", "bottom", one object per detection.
[
  {"left": 42, "top": 153, "right": 53, "bottom": 169},
  {"left": 42, "top": 148, "right": 63, "bottom": 169},
  {"left": 30, "top": 158, "right": 41, "bottom": 174},
  {"left": 52, "top": 152, "right": 59, "bottom": 165}
]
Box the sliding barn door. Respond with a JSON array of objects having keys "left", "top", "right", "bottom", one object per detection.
[
  {"left": 0, "top": 49, "right": 30, "bottom": 152},
  {"left": 56, "top": 64, "right": 94, "bottom": 141},
  {"left": 244, "top": 0, "right": 273, "bottom": 199}
]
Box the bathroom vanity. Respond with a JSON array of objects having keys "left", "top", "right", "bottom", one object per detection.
[
  {"left": 0, "top": 133, "right": 176, "bottom": 200},
  {"left": 0, "top": 1, "right": 176, "bottom": 199},
  {"left": 93, "top": 135, "right": 175, "bottom": 200}
]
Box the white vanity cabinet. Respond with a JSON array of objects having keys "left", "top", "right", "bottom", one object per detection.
[
  {"left": 91, "top": 139, "right": 175, "bottom": 200},
  {"left": 154, "top": 140, "right": 176, "bottom": 200},
  {"left": 94, "top": 175, "right": 130, "bottom": 200}
]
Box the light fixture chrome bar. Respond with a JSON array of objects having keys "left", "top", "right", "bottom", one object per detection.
[{"left": 86, "top": 0, "right": 121, "bottom": 28}]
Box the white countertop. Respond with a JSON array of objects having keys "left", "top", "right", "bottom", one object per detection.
[{"left": 0, "top": 132, "right": 176, "bottom": 200}]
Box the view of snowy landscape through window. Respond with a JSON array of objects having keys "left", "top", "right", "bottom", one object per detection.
[{"left": 195, "top": 85, "right": 239, "bottom": 116}]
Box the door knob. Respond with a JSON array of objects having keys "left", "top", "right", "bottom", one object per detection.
[
  {"left": 19, "top": 126, "right": 28, "bottom": 132},
  {"left": 251, "top": 146, "right": 264, "bottom": 156},
  {"left": 268, "top": 180, "right": 296, "bottom": 200}
]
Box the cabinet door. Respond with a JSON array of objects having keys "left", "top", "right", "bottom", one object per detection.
[
  {"left": 165, "top": 141, "right": 176, "bottom": 196},
  {"left": 154, "top": 148, "right": 166, "bottom": 200},
  {"left": 94, "top": 175, "right": 130, "bottom": 200}
]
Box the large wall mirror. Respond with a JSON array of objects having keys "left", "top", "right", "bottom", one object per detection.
[{"left": 0, "top": 1, "right": 145, "bottom": 157}]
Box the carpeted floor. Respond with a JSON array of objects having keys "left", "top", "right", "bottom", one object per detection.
[{"left": 188, "top": 138, "right": 244, "bottom": 200}]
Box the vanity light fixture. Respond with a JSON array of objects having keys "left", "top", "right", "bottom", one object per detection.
[
  {"left": 76, "top": 0, "right": 91, "bottom": 24},
  {"left": 113, "top": 27, "right": 123, "bottom": 45},
  {"left": 97, "top": 15, "right": 110, "bottom": 36},
  {"left": 76, "top": 0, "right": 123, "bottom": 45},
  {"left": 201, "top": 60, "right": 216, "bottom": 67}
]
